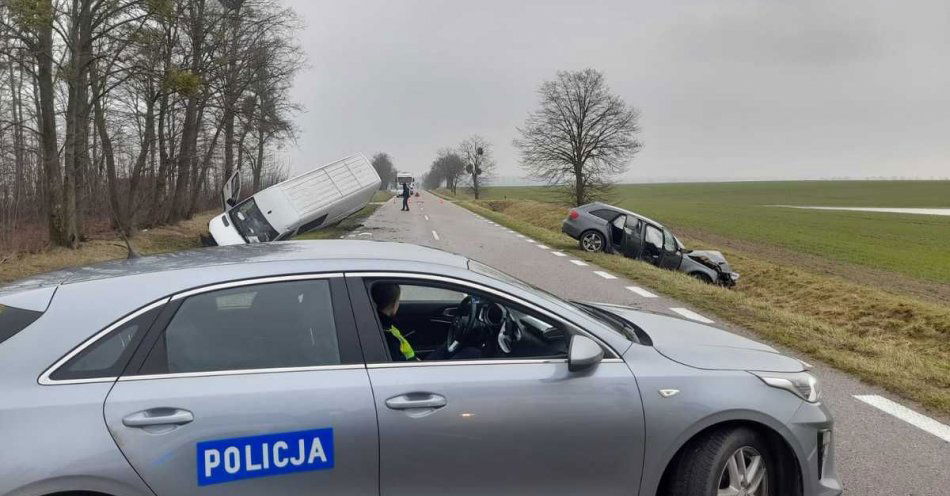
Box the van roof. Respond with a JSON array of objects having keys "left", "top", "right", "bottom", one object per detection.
[{"left": 255, "top": 153, "right": 368, "bottom": 197}]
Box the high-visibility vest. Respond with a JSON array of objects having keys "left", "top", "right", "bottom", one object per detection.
[{"left": 386, "top": 325, "right": 416, "bottom": 360}]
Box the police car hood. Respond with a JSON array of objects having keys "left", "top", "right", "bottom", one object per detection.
[{"left": 592, "top": 304, "right": 804, "bottom": 372}]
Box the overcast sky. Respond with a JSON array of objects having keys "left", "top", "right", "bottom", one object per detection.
[{"left": 280, "top": 0, "right": 949, "bottom": 182}]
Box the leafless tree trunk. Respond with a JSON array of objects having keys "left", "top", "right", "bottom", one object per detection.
[{"left": 458, "top": 135, "right": 494, "bottom": 199}]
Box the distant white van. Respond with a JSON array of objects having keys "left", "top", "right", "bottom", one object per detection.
[{"left": 208, "top": 154, "right": 381, "bottom": 246}]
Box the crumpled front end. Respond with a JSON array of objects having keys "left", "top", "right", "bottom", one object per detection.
[{"left": 687, "top": 250, "right": 740, "bottom": 286}]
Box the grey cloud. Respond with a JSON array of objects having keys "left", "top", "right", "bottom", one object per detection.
[{"left": 280, "top": 0, "right": 950, "bottom": 181}]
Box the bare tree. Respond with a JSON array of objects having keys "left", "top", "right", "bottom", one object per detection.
[
  {"left": 458, "top": 135, "right": 494, "bottom": 199},
  {"left": 426, "top": 148, "right": 464, "bottom": 193},
  {"left": 514, "top": 68, "right": 641, "bottom": 206},
  {"left": 371, "top": 152, "right": 395, "bottom": 190},
  {"left": 0, "top": 0, "right": 304, "bottom": 253}
]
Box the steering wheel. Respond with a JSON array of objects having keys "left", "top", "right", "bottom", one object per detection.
[{"left": 448, "top": 296, "right": 480, "bottom": 353}]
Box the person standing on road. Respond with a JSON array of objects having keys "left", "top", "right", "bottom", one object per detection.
[{"left": 401, "top": 182, "right": 410, "bottom": 211}]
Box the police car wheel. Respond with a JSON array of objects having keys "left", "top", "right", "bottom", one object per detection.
[{"left": 665, "top": 427, "right": 779, "bottom": 496}]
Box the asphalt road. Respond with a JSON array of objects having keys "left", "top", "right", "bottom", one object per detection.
[{"left": 357, "top": 190, "right": 949, "bottom": 495}]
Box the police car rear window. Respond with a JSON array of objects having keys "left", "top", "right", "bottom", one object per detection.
[{"left": 0, "top": 304, "right": 44, "bottom": 346}]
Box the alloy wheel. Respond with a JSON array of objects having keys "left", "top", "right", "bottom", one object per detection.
[
  {"left": 717, "top": 446, "right": 768, "bottom": 496},
  {"left": 581, "top": 232, "right": 603, "bottom": 252}
]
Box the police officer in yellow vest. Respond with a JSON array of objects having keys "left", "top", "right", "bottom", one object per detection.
[
  {"left": 372, "top": 282, "right": 484, "bottom": 361},
  {"left": 372, "top": 283, "right": 419, "bottom": 361}
]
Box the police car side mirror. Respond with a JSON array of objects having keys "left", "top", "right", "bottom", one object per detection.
[{"left": 568, "top": 335, "right": 604, "bottom": 372}]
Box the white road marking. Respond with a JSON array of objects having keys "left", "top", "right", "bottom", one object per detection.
[
  {"left": 551, "top": 251, "right": 567, "bottom": 257},
  {"left": 854, "top": 395, "right": 950, "bottom": 443},
  {"left": 570, "top": 260, "right": 588, "bottom": 266},
  {"left": 536, "top": 244, "right": 550, "bottom": 249},
  {"left": 517, "top": 234, "right": 526, "bottom": 238},
  {"left": 593, "top": 271, "right": 617, "bottom": 279},
  {"left": 424, "top": 215, "right": 429, "bottom": 221},
  {"left": 626, "top": 286, "right": 658, "bottom": 298},
  {"left": 669, "top": 307, "right": 714, "bottom": 323},
  {"left": 431, "top": 230, "right": 440, "bottom": 241}
]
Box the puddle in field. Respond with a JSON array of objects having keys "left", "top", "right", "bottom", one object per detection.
[{"left": 767, "top": 205, "right": 950, "bottom": 216}]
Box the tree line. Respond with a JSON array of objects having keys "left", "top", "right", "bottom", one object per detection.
[
  {"left": 422, "top": 135, "right": 495, "bottom": 198},
  {"left": 0, "top": 0, "right": 303, "bottom": 253},
  {"left": 423, "top": 69, "right": 642, "bottom": 206}
]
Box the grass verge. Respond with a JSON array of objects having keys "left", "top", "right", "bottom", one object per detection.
[
  {"left": 442, "top": 194, "right": 950, "bottom": 415},
  {"left": 0, "top": 212, "right": 216, "bottom": 284}
]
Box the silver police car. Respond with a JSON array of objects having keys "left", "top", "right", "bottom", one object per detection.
[{"left": 0, "top": 241, "right": 840, "bottom": 496}]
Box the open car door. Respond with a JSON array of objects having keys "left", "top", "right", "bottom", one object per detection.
[{"left": 221, "top": 170, "right": 241, "bottom": 211}]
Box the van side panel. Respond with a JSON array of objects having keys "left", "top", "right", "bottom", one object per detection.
[{"left": 255, "top": 154, "right": 381, "bottom": 236}]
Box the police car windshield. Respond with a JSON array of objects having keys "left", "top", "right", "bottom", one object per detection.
[
  {"left": 229, "top": 198, "right": 280, "bottom": 243},
  {"left": 467, "top": 260, "right": 637, "bottom": 342}
]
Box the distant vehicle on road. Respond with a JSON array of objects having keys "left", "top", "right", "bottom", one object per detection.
[
  {"left": 562, "top": 202, "right": 740, "bottom": 286},
  {"left": 0, "top": 241, "right": 836, "bottom": 496},
  {"left": 396, "top": 171, "right": 414, "bottom": 193},
  {"left": 208, "top": 154, "right": 380, "bottom": 245}
]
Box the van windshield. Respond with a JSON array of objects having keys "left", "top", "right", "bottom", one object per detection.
[{"left": 229, "top": 198, "right": 280, "bottom": 243}]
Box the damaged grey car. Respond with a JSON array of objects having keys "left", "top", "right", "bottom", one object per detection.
[{"left": 562, "top": 202, "right": 740, "bottom": 286}]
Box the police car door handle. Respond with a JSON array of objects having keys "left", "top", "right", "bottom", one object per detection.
[
  {"left": 122, "top": 408, "right": 195, "bottom": 428},
  {"left": 385, "top": 393, "right": 447, "bottom": 410}
]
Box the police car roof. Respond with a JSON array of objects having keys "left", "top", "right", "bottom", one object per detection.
[{"left": 0, "top": 240, "right": 468, "bottom": 294}]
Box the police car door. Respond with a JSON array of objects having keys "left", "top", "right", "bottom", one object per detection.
[
  {"left": 349, "top": 275, "right": 644, "bottom": 496},
  {"left": 103, "top": 276, "right": 378, "bottom": 495}
]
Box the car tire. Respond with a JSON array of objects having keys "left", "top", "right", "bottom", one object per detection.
[
  {"left": 666, "top": 427, "right": 779, "bottom": 496},
  {"left": 690, "top": 272, "right": 713, "bottom": 284},
  {"left": 579, "top": 230, "right": 606, "bottom": 252}
]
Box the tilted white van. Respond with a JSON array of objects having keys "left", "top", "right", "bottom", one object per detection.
[{"left": 208, "top": 154, "right": 381, "bottom": 246}]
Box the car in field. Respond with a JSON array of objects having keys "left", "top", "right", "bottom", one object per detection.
[
  {"left": 562, "top": 202, "right": 740, "bottom": 286},
  {"left": 209, "top": 154, "right": 381, "bottom": 246},
  {"left": 0, "top": 241, "right": 838, "bottom": 496}
]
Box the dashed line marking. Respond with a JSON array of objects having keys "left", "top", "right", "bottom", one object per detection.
[
  {"left": 551, "top": 251, "right": 567, "bottom": 257},
  {"left": 626, "top": 286, "right": 658, "bottom": 298},
  {"left": 517, "top": 234, "right": 526, "bottom": 238},
  {"left": 431, "top": 230, "right": 440, "bottom": 241},
  {"left": 536, "top": 244, "right": 550, "bottom": 250},
  {"left": 593, "top": 271, "right": 617, "bottom": 279},
  {"left": 669, "top": 307, "right": 714, "bottom": 323},
  {"left": 424, "top": 215, "right": 429, "bottom": 221},
  {"left": 570, "top": 260, "right": 588, "bottom": 266},
  {"left": 854, "top": 395, "right": 950, "bottom": 443}
]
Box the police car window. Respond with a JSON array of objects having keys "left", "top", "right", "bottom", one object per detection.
[
  {"left": 159, "top": 280, "right": 340, "bottom": 374},
  {"left": 0, "top": 304, "right": 44, "bottom": 346},
  {"left": 370, "top": 279, "right": 571, "bottom": 362},
  {"left": 399, "top": 285, "right": 466, "bottom": 303},
  {"left": 50, "top": 305, "right": 163, "bottom": 381}
]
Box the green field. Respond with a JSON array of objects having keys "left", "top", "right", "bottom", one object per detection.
[
  {"left": 440, "top": 181, "right": 950, "bottom": 413},
  {"left": 476, "top": 181, "right": 950, "bottom": 285}
]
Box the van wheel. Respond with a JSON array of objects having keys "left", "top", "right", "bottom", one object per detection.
[
  {"left": 691, "top": 272, "right": 713, "bottom": 284},
  {"left": 666, "top": 427, "right": 777, "bottom": 496},
  {"left": 580, "top": 231, "right": 605, "bottom": 252}
]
